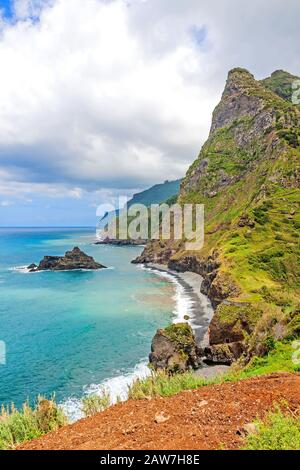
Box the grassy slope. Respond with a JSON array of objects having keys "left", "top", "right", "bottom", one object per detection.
[
  {"left": 243, "top": 408, "right": 300, "bottom": 450},
  {"left": 172, "top": 69, "right": 300, "bottom": 349},
  {"left": 129, "top": 179, "right": 181, "bottom": 207}
]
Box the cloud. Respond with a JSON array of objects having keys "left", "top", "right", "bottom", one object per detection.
[
  {"left": 0, "top": 200, "right": 14, "bottom": 207},
  {"left": 13, "top": 0, "right": 53, "bottom": 19},
  {"left": 0, "top": 0, "right": 299, "bottom": 205}
]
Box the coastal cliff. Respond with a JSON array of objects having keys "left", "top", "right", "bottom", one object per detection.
[{"left": 134, "top": 68, "right": 300, "bottom": 365}]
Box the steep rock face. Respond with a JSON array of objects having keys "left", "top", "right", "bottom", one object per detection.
[
  {"left": 135, "top": 67, "right": 300, "bottom": 365},
  {"left": 29, "top": 247, "right": 106, "bottom": 271},
  {"left": 149, "top": 323, "right": 200, "bottom": 373},
  {"left": 210, "top": 69, "right": 265, "bottom": 134},
  {"left": 132, "top": 240, "right": 181, "bottom": 265},
  {"left": 203, "top": 342, "right": 245, "bottom": 365}
]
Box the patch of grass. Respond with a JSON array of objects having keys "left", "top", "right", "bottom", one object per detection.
[
  {"left": 242, "top": 407, "right": 300, "bottom": 450},
  {"left": 163, "top": 323, "right": 194, "bottom": 345},
  {"left": 128, "top": 371, "right": 212, "bottom": 400},
  {"left": 82, "top": 390, "right": 111, "bottom": 417},
  {"left": 229, "top": 341, "right": 299, "bottom": 380},
  {"left": 217, "top": 302, "right": 261, "bottom": 326},
  {"left": 0, "top": 397, "right": 66, "bottom": 450},
  {"left": 252, "top": 201, "right": 273, "bottom": 225}
]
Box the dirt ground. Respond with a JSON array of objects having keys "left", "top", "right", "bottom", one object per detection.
[{"left": 19, "top": 373, "right": 300, "bottom": 450}]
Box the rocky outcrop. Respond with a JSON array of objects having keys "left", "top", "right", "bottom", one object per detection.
[
  {"left": 132, "top": 240, "right": 180, "bottom": 265},
  {"left": 96, "top": 237, "right": 147, "bottom": 247},
  {"left": 202, "top": 342, "right": 245, "bottom": 365},
  {"left": 28, "top": 247, "right": 106, "bottom": 272},
  {"left": 149, "top": 323, "right": 201, "bottom": 373}
]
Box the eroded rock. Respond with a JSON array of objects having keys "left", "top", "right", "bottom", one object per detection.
[
  {"left": 28, "top": 247, "right": 106, "bottom": 272},
  {"left": 149, "top": 323, "right": 200, "bottom": 373}
]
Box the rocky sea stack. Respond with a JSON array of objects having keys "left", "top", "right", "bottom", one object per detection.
[
  {"left": 149, "top": 323, "right": 201, "bottom": 373},
  {"left": 28, "top": 247, "right": 106, "bottom": 272}
]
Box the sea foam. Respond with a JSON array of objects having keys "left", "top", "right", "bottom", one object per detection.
[
  {"left": 62, "top": 360, "right": 150, "bottom": 422},
  {"left": 61, "top": 264, "right": 197, "bottom": 422}
]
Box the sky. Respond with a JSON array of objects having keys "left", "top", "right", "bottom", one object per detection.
[{"left": 0, "top": 0, "right": 299, "bottom": 226}]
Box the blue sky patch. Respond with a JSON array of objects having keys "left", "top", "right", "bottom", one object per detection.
[
  {"left": 0, "top": 0, "right": 13, "bottom": 18},
  {"left": 190, "top": 25, "right": 208, "bottom": 47}
]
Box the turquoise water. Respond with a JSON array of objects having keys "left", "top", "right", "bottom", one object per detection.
[{"left": 0, "top": 228, "right": 176, "bottom": 413}]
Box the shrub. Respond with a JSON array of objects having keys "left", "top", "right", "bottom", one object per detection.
[
  {"left": 252, "top": 201, "right": 273, "bottom": 225},
  {"left": 82, "top": 390, "right": 110, "bottom": 417},
  {"left": 243, "top": 408, "right": 300, "bottom": 450},
  {"left": 0, "top": 397, "right": 66, "bottom": 450},
  {"left": 250, "top": 248, "right": 288, "bottom": 281}
]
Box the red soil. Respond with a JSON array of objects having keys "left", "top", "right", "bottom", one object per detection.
[{"left": 19, "top": 373, "right": 300, "bottom": 450}]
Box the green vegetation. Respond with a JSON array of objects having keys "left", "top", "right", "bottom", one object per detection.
[
  {"left": 178, "top": 71, "right": 300, "bottom": 341},
  {"left": 261, "top": 69, "right": 300, "bottom": 105},
  {"left": 0, "top": 397, "right": 66, "bottom": 450},
  {"left": 128, "top": 371, "right": 211, "bottom": 400},
  {"left": 242, "top": 407, "right": 300, "bottom": 450},
  {"left": 82, "top": 390, "right": 111, "bottom": 417},
  {"left": 128, "top": 179, "right": 181, "bottom": 207},
  {"left": 128, "top": 341, "right": 300, "bottom": 400},
  {"left": 163, "top": 323, "right": 194, "bottom": 345},
  {"left": 217, "top": 303, "right": 261, "bottom": 327},
  {"left": 230, "top": 341, "right": 300, "bottom": 379}
]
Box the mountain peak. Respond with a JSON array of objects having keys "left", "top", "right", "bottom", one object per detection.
[
  {"left": 223, "top": 68, "right": 255, "bottom": 95},
  {"left": 211, "top": 68, "right": 263, "bottom": 134},
  {"left": 261, "top": 69, "right": 300, "bottom": 103}
]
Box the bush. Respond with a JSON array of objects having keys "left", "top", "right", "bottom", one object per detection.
[
  {"left": 82, "top": 390, "right": 110, "bottom": 417},
  {"left": 250, "top": 248, "right": 288, "bottom": 281},
  {"left": 0, "top": 397, "right": 66, "bottom": 450},
  {"left": 252, "top": 201, "right": 273, "bottom": 225},
  {"left": 243, "top": 408, "right": 300, "bottom": 450}
]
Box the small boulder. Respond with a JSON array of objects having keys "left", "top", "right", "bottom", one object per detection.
[
  {"left": 154, "top": 412, "right": 170, "bottom": 424},
  {"left": 238, "top": 214, "right": 255, "bottom": 228},
  {"left": 237, "top": 422, "right": 258, "bottom": 437}
]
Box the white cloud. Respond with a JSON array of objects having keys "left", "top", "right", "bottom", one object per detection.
[
  {"left": 0, "top": 0, "right": 299, "bottom": 201},
  {"left": 13, "top": 0, "right": 53, "bottom": 19},
  {"left": 0, "top": 200, "right": 14, "bottom": 207}
]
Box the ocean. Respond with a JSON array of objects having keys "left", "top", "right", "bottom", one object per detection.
[{"left": 0, "top": 228, "right": 194, "bottom": 420}]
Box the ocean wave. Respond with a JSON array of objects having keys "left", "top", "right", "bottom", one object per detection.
[
  {"left": 61, "top": 360, "right": 150, "bottom": 423},
  {"left": 9, "top": 265, "right": 31, "bottom": 274},
  {"left": 9, "top": 266, "right": 114, "bottom": 274},
  {"left": 139, "top": 264, "right": 197, "bottom": 328}
]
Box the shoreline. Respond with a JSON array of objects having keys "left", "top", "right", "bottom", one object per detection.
[
  {"left": 62, "top": 260, "right": 224, "bottom": 421},
  {"left": 143, "top": 263, "right": 214, "bottom": 348}
]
